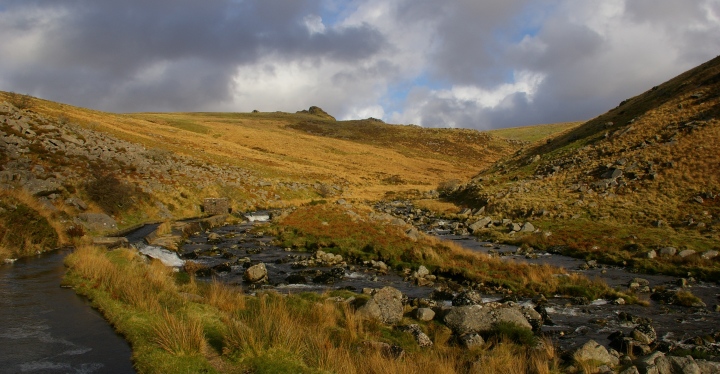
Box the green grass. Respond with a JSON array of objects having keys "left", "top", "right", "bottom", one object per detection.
[
  {"left": 488, "top": 121, "right": 582, "bottom": 143},
  {"left": 273, "top": 204, "right": 618, "bottom": 299}
]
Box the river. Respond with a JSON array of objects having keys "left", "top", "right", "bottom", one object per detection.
[{"left": 0, "top": 249, "right": 134, "bottom": 374}]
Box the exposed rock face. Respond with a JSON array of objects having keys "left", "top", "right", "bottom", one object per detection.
[
  {"left": 243, "top": 262, "right": 268, "bottom": 283},
  {"left": 573, "top": 339, "right": 619, "bottom": 368},
  {"left": 296, "top": 106, "right": 336, "bottom": 121},
  {"left": 76, "top": 213, "right": 117, "bottom": 231},
  {"left": 443, "top": 304, "right": 532, "bottom": 335},
  {"left": 357, "top": 286, "right": 404, "bottom": 325}
]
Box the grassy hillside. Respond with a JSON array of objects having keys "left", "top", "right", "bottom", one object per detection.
[
  {"left": 447, "top": 55, "right": 720, "bottom": 279},
  {"left": 0, "top": 91, "right": 520, "bottom": 260}
]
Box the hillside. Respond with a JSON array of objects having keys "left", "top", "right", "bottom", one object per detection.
[
  {"left": 0, "top": 92, "right": 517, "bottom": 260},
  {"left": 447, "top": 55, "right": 720, "bottom": 278}
]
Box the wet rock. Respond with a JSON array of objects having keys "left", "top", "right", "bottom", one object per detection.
[
  {"left": 312, "top": 268, "right": 346, "bottom": 284},
  {"left": 415, "top": 307, "right": 435, "bottom": 321},
  {"left": 243, "top": 262, "right": 268, "bottom": 283},
  {"left": 286, "top": 274, "right": 307, "bottom": 284},
  {"left": 443, "top": 304, "right": 532, "bottom": 335},
  {"left": 631, "top": 323, "right": 657, "bottom": 345},
  {"left": 357, "top": 286, "right": 404, "bottom": 325},
  {"left": 452, "top": 290, "right": 484, "bottom": 306},
  {"left": 520, "top": 305, "right": 544, "bottom": 331},
  {"left": 573, "top": 339, "right": 619, "bottom": 368},
  {"left": 207, "top": 232, "right": 222, "bottom": 244}
]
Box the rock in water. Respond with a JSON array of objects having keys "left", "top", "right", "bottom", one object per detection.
[
  {"left": 358, "top": 287, "right": 404, "bottom": 325},
  {"left": 244, "top": 262, "right": 268, "bottom": 283}
]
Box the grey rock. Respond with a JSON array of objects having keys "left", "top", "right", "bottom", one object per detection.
[
  {"left": 76, "top": 213, "right": 117, "bottom": 231},
  {"left": 415, "top": 307, "right": 435, "bottom": 321},
  {"left": 603, "top": 168, "right": 624, "bottom": 180},
  {"left": 358, "top": 286, "right": 404, "bottom": 325},
  {"left": 573, "top": 339, "right": 619, "bottom": 368},
  {"left": 655, "top": 355, "right": 700, "bottom": 374},
  {"left": 469, "top": 217, "right": 492, "bottom": 232},
  {"left": 520, "top": 222, "right": 535, "bottom": 232},
  {"left": 415, "top": 265, "right": 430, "bottom": 278},
  {"left": 405, "top": 227, "right": 420, "bottom": 241},
  {"left": 402, "top": 324, "right": 433, "bottom": 348},
  {"left": 646, "top": 250, "right": 658, "bottom": 259},
  {"left": 23, "top": 178, "right": 63, "bottom": 196},
  {"left": 696, "top": 360, "right": 720, "bottom": 374},
  {"left": 65, "top": 197, "right": 88, "bottom": 211},
  {"left": 459, "top": 333, "right": 485, "bottom": 349},
  {"left": 660, "top": 247, "right": 678, "bottom": 257},
  {"left": 621, "top": 366, "right": 640, "bottom": 374},
  {"left": 631, "top": 323, "right": 657, "bottom": 345},
  {"left": 701, "top": 250, "right": 718, "bottom": 260},
  {"left": 243, "top": 262, "right": 268, "bottom": 283},
  {"left": 678, "top": 250, "right": 696, "bottom": 258},
  {"left": 443, "top": 304, "right": 532, "bottom": 335}
]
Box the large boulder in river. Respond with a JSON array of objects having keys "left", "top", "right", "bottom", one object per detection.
[
  {"left": 443, "top": 304, "right": 532, "bottom": 335},
  {"left": 243, "top": 262, "right": 268, "bottom": 283},
  {"left": 358, "top": 286, "right": 404, "bottom": 325}
]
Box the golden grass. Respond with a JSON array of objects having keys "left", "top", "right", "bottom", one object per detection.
[
  {"left": 152, "top": 308, "right": 206, "bottom": 356},
  {"left": 488, "top": 121, "right": 583, "bottom": 143},
  {"left": 64, "top": 244, "right": 563, "bottom": 373}
]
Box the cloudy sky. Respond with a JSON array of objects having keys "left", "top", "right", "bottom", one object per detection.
[{"left": 1, "top": 0, "right": 719, "bottom": 129}]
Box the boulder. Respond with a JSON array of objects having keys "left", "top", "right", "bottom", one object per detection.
[
  {"left": 520, "top": 222, "right": 535, "bottom": 232},
  {"left": 443, "top": 304, "right": 532, "bottom": 335},
  {"left": 678, "top": 250, "right": 697, "bottom": 258},
  {"left": 243, "top": 262, "right": 268, "bottom": 283},
  {"left": 358, "top": 287, "right": 404, "bottom": 325},
  {"left": 415, "top": 308, "right": 435, "bottom": 321},
  {"left": 701, "top": 250, "right": 719, "bottom": 260},
  {"left": 401, "top": 324, "right": 433, "bottom": 348},
  {"left": 655, "top": 355, "right": 700, "bottom": 374},
  {"left": 660, "top": 247, "right": 678, "bottom": 257},
  {"left": 696, "top": 360, "right": 720, "bottom": 374},
  {"left": 469, "top": 217, "right": 492, "bottom": 232},
  {"left": 452, "top": 290, "right": 484, "bottom": 306},
  {"left": 459, "top": 333, "right": 485, "bottom": 349},
  {"left": 65, "top": 197, "right": 88, "bottom": 211},
  {"left": 23, "top": 178, "right": 63, "bottom": 197},
  {"left": 573, "top": 340, "right": 619, "bottom": 368},
  {"left": 415, "top": 265, "right": 430, "bottom": 278},
  {"left": 631, "top": 323, "right": 657, "bottom": 345}
]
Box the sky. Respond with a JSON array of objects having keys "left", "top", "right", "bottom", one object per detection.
[{"left": 1, "top": 0, "right": 719, "bottom": 129}]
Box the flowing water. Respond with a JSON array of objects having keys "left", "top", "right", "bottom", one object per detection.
[{"left": 0, "top": 249, "right": 134, "bottom": 374}]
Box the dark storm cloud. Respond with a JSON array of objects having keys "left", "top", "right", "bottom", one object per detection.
[{"left": 0, "top": 0, "right": 386, "bottom": 111}]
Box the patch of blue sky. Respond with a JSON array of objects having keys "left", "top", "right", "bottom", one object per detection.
[
  {"left": 380, "top": 74, "right": 450, "bottom": 115},
  {"left": 318, "top": 0, "right": 357, "bottom": 27}
]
